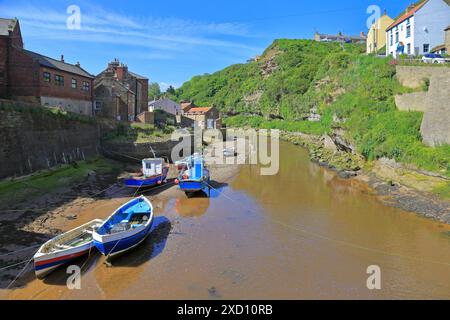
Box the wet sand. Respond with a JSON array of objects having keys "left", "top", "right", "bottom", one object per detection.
[{"left": 2, "top": 142, "right": 450, "bottom": 299}]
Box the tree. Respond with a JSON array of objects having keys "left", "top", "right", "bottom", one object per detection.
[
  {"left": 148, "top": 82, "right": 161, "bottom": 100},
  {"left": 166, "top": 85, "right": 176, "bottom": 95}
]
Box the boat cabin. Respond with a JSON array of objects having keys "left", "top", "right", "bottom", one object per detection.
[{"left": 142, "top": 158, "right": 164, "bottom": 177}]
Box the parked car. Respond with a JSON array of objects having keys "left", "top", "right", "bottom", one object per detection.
[{"left": 421, "top": 53, "right": 446, "bottom": 64}]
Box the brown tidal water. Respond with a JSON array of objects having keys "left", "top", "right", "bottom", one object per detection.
[{"left": 4, "top": 141, "right": 450, "bottom": 299}]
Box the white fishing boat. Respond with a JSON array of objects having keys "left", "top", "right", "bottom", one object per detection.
[{"left": 33, "top": 219, "right": 103, "bottom": 279}]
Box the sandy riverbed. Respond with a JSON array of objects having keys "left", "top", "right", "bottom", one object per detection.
[{"left": 0, "top": 159, "right": 240, "bottom": 297}]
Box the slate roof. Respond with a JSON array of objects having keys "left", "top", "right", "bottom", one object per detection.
[
  {"left": 21, "top": 49, "right": 94, "bottom": 78},
  {"left": 128, "top": 71, "right": 148, "bottom": 80}
]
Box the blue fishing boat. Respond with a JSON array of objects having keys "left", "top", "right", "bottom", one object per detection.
[
  {"left": 93, "top": 196, "right": 154, "bottom": 258},
  {"left": 175, "top": 155, "right": 211, "bottom": 196},
  {"left": 125, "top": 158, "right": 169, "bottom": 189}
]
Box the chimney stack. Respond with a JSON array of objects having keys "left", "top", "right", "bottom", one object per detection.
[
  {"left": 75, "top": 61, "right": 80, "bottom": 67},
  {"left": 360, "top": 31, "right": 365, "bottom": 38},
  {"left": 383, "top": 9, "right": 387, "bottom": 16},
  {"left": 60, "top": 54, "right": 64, "bottom": 63}
]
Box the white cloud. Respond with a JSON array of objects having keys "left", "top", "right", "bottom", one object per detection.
[{"left": 0, "top": 2, "right": 259, "bottom": 51}]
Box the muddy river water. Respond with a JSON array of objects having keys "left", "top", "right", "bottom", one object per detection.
[{"left": 4, "top": 142, "right": 450, "bottom": 299}]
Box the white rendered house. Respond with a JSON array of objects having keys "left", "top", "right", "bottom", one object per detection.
[{"left": 386, "top": 0, "right": 450, "bottom": 57}]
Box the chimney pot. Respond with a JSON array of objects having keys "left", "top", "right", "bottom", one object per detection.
[{"left": 61, "top": 54, "right": 64, "bottom": 62}]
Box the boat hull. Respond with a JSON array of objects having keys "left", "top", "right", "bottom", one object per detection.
[
  {"left": 34, "top": 245, "right": 92, "bottom": 279},
  {"left": 179, "top": 180, "right": 207, "bottom": 192},
  {"left": 93, "top": 219, "right": 154, "bottom": 257},
  {"left": 125, "top": 170, "right": 168, "bottom": 188},
  {"left": 33, "top": 219, "right": 102, "bottom": 279}
]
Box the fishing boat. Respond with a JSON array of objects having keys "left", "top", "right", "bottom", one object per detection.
[
  {"left": 175, "top": 153, "right": 200, "bottom": 171},
  {"left": 93, "top": 196, "right": 154, "bottom": 258},
  {"left": 175, "top": 155, "right": 211, "bottom": 196},
  {"left": 125, "top": 158, "right": 169, "bottom": 189},
  {"left": 33, "top": 219, "right": 103, "bottom": 279}
]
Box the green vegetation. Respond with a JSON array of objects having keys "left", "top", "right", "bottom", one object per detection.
[
  {"left": 433, "top": 183, "right": 450, "bottom": 200},
  {"left": 148, "top": 82, "right": 161, "bottom": 100},
  {"left": 102, "top": 122, "right": 175, "bottom": 143},
  {"left": 174, "top": 39, "right": 449, "bottom": 176},
  {"left": 0, "top": 157, "right": 121, "bottom": 208}
]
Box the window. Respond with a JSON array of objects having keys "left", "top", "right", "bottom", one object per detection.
[
  {"left": 406, "top": 25, "right": 411, "bottom": 38},
  {"left": 95, "top": 101, "right": 102, "bottom": 111},
  {"left": 55, "top": 74, "right": 64, "bottom": 86},
  {"left": 43, "top": 72, "right": 51, "bottom": 82},
  {"left": 82, "top": 81, "right": 90, "bottom": 92},
  {"left": 390, "top": 34, "right": 393, "bottom": 46},
  {"left": 407, "top": 43, "right": 411, "bottom": 54},
  {"left": 423, "top": 44, "right": 429, "bottom": 53},
  {"left": 71, "top": 78, "right": 77, "bottom": 89},
  {"left": 395, "top": 31, "right": 399, "bottom": 43}
]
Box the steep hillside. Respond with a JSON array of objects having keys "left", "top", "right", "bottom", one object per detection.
[
  {"left": 174, "top": 39, "right": 449, "bottom": 177},
  {"left": 174, "top": 39, "right": 365, "bottom": 119}
]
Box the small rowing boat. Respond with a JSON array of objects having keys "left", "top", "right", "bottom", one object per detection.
[
  {"left": 33, "top": 219, "right": 103, "bottom": 279},
  {"left": 125, "top": 158, "right": 169, "bottom": 189},
  {"left": 93, "top": 196, "right": 154, "bottom": 258},
  {"left": 175, "top": 155, "right": 211, "bottom": 196}
]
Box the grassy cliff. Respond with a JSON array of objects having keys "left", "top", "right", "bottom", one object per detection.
[{"left": 173, "top": 39, "right": 449, "bottom": 176}]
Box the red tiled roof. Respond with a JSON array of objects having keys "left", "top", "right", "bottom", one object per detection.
[
  {"left": 387, "top": 0, "right": 428, "bottom": 31},
  {"left": 185, "top": 107, "right": 212, "bottom": 114}
]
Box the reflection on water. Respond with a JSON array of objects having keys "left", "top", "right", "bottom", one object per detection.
[
  {"left": 176, "top": 197, "right": 211, "bottom": 218},
  {"left": 93, "top": 216, "right": 171, "bottom": 298}
]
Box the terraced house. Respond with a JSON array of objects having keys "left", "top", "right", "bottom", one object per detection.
[
  {"left": 366, "top": 10, "right": 394, "bottom": 54},
  {"left": 386, "top": 0, "right": 450, "bottom": 57},
  {"left": 0, "top": 18, "right": 94, "bottom": 115}
]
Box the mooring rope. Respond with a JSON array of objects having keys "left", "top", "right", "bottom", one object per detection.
[
  {"left": 5, "top": 256, "right": 34, "bottom": 289},
  {"left": 204, "top": 181, "right": 450, "bottom": 268}
]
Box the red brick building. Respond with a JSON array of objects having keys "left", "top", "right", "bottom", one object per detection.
[
  {"left": 95, "top": 59, "right": 148, "bottom": 121},
  {"left": 0, "top": 18, "right": 94, "bottom": 115}
]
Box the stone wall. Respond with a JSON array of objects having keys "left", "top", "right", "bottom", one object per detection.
[
  {"left": 0, "top": 101, "right": 103, "bottom": 179},
  {"left": 420, "top": 70, "right": 450, "bottom": 146},
  {"left": 101, "top": 135, "right": 195, "bottom": 163},
  {"left": 395, "top": 66, "right": 450, "bottom": 146},
  {"left": 40, "top": 96, "right": 93, "bottom": 116},
  {"left": 395, "top": 92, "right": 428, "bottom": 112},
  {"left": 395, "top": 66, "right": 443, "bottom": 88},
  {"left": 136, "top": 111, "right": 154, "bottom": 124}
]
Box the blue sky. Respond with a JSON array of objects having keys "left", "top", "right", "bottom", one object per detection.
[{"left": 1, "top": 0, "right": 413, "bottom": 90}]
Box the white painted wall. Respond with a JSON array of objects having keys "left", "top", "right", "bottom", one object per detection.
[
  {"left": 386, "top": 0, "right": 450, "bottom": 57},
  {"left": 415, "top": 0, "right": 450, "bottom": 55}
]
